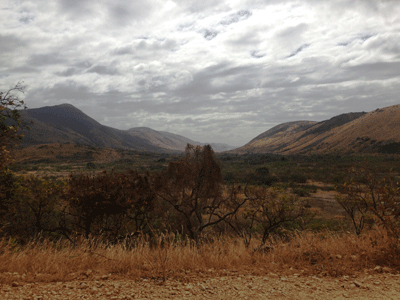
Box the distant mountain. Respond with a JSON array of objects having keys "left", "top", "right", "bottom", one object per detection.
[
  {"left": 19, "top": 104, "right": 164, "bottom": 152},
  {"left": 126, "top": 127, "right": 234, "bottom": 152},
  {"left": 19, "top": 104, "right": 234, "bottom": 152},
  {"left": 234, "top": 104, "right": 400, "bottom": 155}
]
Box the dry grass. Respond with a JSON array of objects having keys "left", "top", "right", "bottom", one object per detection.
[{"left": 0, "top": 228, "right": 398, "bottom": 284}]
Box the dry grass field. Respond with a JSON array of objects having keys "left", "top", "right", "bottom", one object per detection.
[
  {"left": 1, "top": 229, "right": 398, "bottom": 283},
  {"left": 1, "top": 228, "right": 400, "bottom": 299}
]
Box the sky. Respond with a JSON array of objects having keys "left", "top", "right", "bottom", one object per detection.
[{"left": 1, "top": 0, "right": 400, "bottom": 147}]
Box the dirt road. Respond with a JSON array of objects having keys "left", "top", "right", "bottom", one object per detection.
[{"left": 1, "top": 272, "right": 400, "bottom": 300}]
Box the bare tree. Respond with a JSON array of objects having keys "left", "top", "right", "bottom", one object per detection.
[
  {"left": 336, "top": 168, "right": 400, "bottom": 237},
  {"left": 228, "top": 186, "right": 309, "bottom": 248},
  {"left": 0, "top": 82, "right": 28, "bottom": 231},
  {"left": 153, "top": 144, "right": 248, "bottom": 241},
  {"left": 0, "top": 82, "right": 27, "bottom": 169}
]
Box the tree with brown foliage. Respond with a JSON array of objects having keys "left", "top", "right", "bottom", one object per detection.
[
  {"left": 153, "top": 144, "right": 248, "bottom": 241},
  {"left": 65, "top": 170, "right": 155, "bottom": 241}
]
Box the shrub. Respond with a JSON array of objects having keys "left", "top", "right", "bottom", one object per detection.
[
  {"left": 1, "top": 175, "right": 66, "bottom": 242},
  {"left": 227, "top": 186, "right": 311, "bottom": 248},
  {"left": 65, "top": 170, "right": 155, "bottom": 241},
  {"left": 153, "top": 144, "right": 248, "bottom": 242},
  {"left": 86, "top": 162, "right": 96, "bottom": 169},
  {"left": 336, "top": 168, "right": 400, "bottom": 243}
]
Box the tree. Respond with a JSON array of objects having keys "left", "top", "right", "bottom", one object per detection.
[
  {"left": 0, "top": 83, "right": 28, "bottom": 232},
  {"left": 2, "top": 176, "right": 67, "bottom": 243},
  {"left": 153, "top": 144, "right": 248, "bottom": 241},
  {"left": 336, "top": 168, "right": 400, "bottom": 238},
  {"left": 0, "top": 82, "right": 27, "bottom": 169},
  {"left": 65, "top": 170, "right": 155, "bottom": 241},
  {"left": 227, "top": 186, "right": 309, "bottom": 248}
]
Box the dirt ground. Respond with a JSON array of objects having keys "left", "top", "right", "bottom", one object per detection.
[{"left": 1, "top": 272, "right": 400, "bottom": 300}]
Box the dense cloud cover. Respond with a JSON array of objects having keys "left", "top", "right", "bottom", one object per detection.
[{"left": 1, "top": 0, "right": 399, "bottom": 146}]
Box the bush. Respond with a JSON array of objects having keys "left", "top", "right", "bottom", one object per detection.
[
  {"left": 228, "top": 186, "right": 312, "bottom": 247},
  {"left": 290, "top": 173, "right": 307, "bottom": 184},
  {"left": 1, "top": 175, "right": 66, "bottom": 242},
  {"left": 86, "top": 162, "right": 96, "bottom": 169},
  {"left": 65, "top": 170, "right": 155, "bottom": 241},
  {"left": 336, "top": 168, "right": 400, "bottom": 243},
  {"left": 153, "top": 144, "right": 248, "bottom": 241}
]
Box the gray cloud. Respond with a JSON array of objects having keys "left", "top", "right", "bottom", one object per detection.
[
  {"left": 0, "top": 34, "right": 26, "bottom": 52},
  {"left": 1, "top": 0, "right": 400, "bottom": 146},
  {"left": 56, "top": 67, "right": 80, "bottom": 77},
  {"left": 113, "top": 45, "right": 134, "bottom": 55},
  {"left": 287, "top": 43, "right": 310, "bottom": 58},
  {"left": 86, "top": 65, "right": 120, "bottom": 76},
  {"left": 251, "top": 51, "right": 265, "bottom": 58},
  {"left": 28, "top": 53, "right": 68, "bottom": 67},
  {"left": 203, "top": 29, "right": 218, "bottom": 40},
  {"left": 106, "top": 1, "right": 156, "bottom": 26},
  {"left": 220, "top": 10, "right": 252, "bottom": 25}
]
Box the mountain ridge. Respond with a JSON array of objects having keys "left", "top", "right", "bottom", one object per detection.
[
  {"left": 19, "top": 104, "right": 235, "bottom": 152},
  {"left": 233, "top": 104, "right": 400, "bottom": 155}
]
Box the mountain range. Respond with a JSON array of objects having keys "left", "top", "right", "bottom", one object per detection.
[
  {"left": 18, "top": 104, "right": 234, "bottom": 152},
  {"left": 16, "top": 103, "right": 400, "bottom": 155},
  {"left": 234, "top": 104, "right": 400, "bottom": 155}
]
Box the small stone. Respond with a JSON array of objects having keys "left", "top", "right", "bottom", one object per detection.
[
  {"left": 336, "top": 254, "right": 342, "bottom": 259},
  {"left": 11, "top": 282, "right": 20, "bottom": 287},
  {"left": 353, "top": 281, "right": 363, "bottom": 288},
  {"left": 374, "top": 266, "right": 382, "bottom": 273}
]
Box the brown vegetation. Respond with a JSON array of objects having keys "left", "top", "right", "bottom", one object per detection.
[
  {"left": 0, "top": 228, "right": 398, "bottom": 285},
  {"left": 1, "top": 144, "right": 400, "bottom": 283}
]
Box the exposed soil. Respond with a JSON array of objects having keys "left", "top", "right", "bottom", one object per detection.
[{"left": 1, "top": 272, "right": 399, "bottom": 299}]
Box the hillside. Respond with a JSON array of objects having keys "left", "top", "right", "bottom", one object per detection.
[
  {"left": 126, "top": 127, "right": 233, "bottom": 152},
  {"left": 19, "top": 104, "right": 164, "bottom": 152},
  {"left": 235, "top": 104, "right": 400, "bottom": 155},
  {"left": 18, "top": 104, "right": 234, "bottom": 152}
]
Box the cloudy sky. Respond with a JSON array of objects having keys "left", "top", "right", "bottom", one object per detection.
[{"left": 1, "top": 0, "right": 400, "bottom": 146}]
